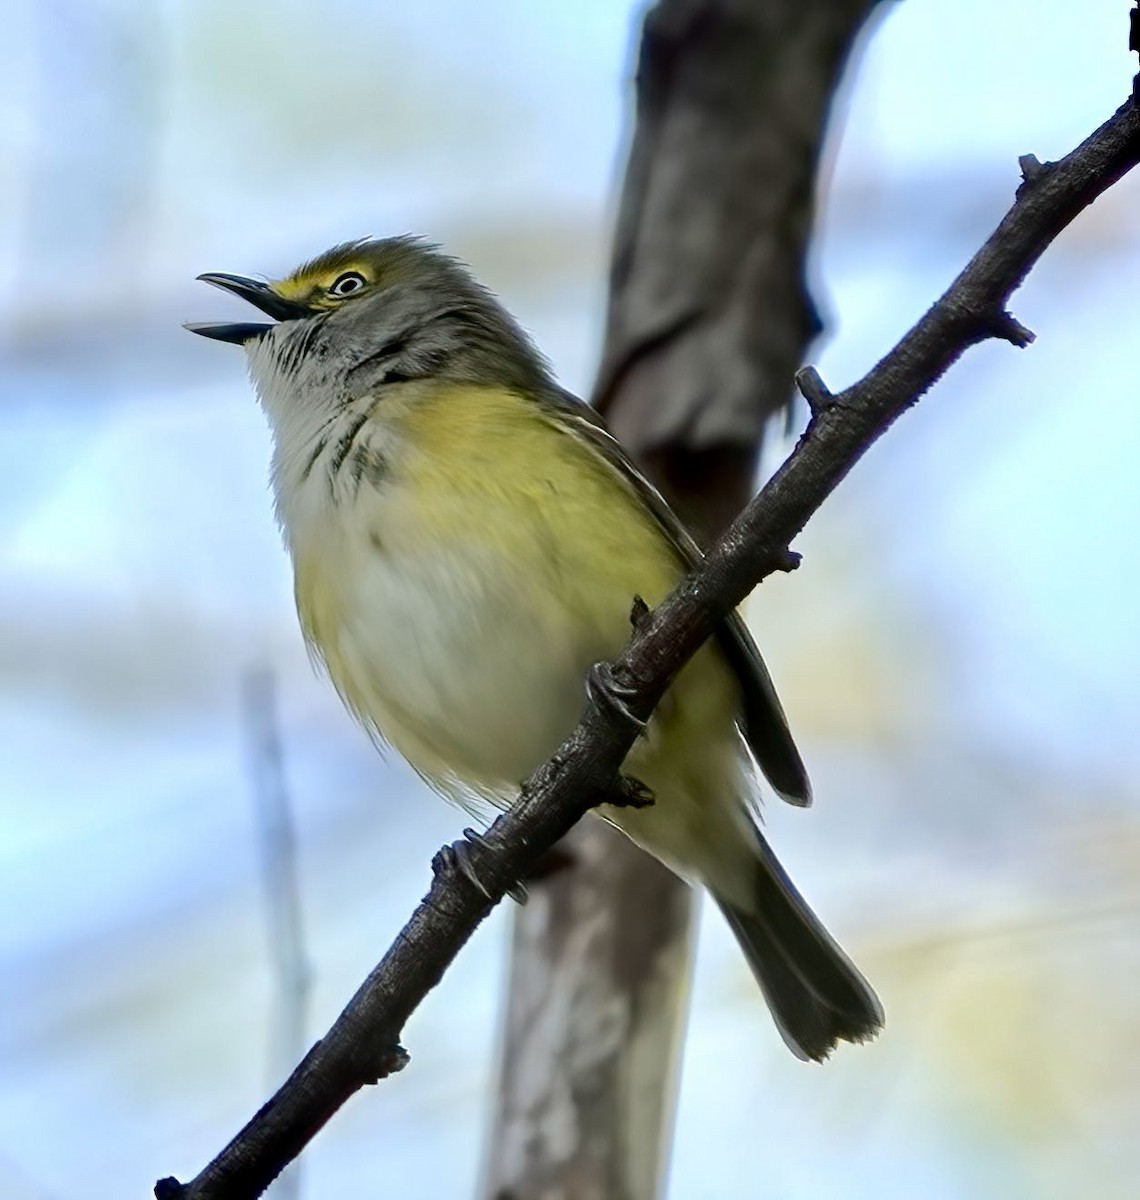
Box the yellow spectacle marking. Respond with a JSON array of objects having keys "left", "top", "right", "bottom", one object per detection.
[{"left": 272, "top": 263, "right": 372, "bottom": 305}]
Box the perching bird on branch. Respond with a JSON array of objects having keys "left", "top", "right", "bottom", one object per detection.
[{"left": 188, "top": 237, "right": 883, "bottom": 1061}]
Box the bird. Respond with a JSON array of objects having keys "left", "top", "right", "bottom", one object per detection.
[{"left": 187, "top": 236, "right": 883, "bottom": 1060}]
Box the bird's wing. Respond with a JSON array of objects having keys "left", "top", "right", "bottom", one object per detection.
[{"left": 548, "top": 389, "right": 811, "bottom": 807}]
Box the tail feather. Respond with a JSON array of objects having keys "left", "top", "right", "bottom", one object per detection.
[{"left": 714, "top": 832, "right": 883, "bottom": 1062}]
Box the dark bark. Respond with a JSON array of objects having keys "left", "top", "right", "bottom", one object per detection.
[{"left": 156, "top": 75, "right": 1140, "bottom": 1200}]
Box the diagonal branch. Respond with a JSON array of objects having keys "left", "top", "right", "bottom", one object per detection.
[{"left": 155, "top": 89, "right": 1140, "bottom": 1200}]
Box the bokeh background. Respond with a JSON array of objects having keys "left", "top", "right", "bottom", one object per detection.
[{"left": 3, "top": 2, "right": 1139, "bottom": 1197}]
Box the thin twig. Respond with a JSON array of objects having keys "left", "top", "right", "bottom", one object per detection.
[
  {"left": 156, "top": 91, "right": 1140, "bottom": 1200},
  {"left": 241, "top": 669, "right": 310, "bottom": 1200}
]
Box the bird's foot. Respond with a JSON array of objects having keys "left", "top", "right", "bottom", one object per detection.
[
  {"left": 586, "top": 661, "right": 647, "bottom": 734},
  {"left": 433, "top": 828, "right": 528, "bottom": 905}
]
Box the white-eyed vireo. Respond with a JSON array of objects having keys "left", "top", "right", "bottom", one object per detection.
[{"left": 188, "top": 237, "right": 882, "bottom": 1060}]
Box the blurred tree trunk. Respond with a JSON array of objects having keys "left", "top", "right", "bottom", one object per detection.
[{"left": 482, "top": 3, "right": 887, "bottom": 1197}]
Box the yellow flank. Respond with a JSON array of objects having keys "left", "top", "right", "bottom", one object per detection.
[
  {"left": 404, "top": 386, "right": 677, "bottom": 588},
  {"left": 288, "top": 379, "right": 754, "bottom": 890},
  {"left": 353, "top": 383, "right": 752, "bottom": 882}
]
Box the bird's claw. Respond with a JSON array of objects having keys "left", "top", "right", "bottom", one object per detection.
[
  {"left": 586, "top": 661, "right": 647, "bottom": 734},
  {"left": 433, "top": 829, "right": 527, "bottom": 904}
]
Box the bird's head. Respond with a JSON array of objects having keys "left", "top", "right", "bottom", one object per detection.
[{"left": 187, "top": 236, "right": 550, "bottom": 408}]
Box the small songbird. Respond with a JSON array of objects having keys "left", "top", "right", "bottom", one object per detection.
[{"left": 188, "top": 237, "right": 883, "bottom": 1060}]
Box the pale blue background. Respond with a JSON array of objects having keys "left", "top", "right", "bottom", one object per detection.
[{"left": 2, "top": 2, "right": 1138, "bottom": 1197}]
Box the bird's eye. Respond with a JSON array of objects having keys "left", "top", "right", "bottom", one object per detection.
[{"left": 329, "top": 271, "right": 367, "bottom": 297}]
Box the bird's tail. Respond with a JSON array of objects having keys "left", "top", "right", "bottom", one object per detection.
[{"left": 713, "top": 831, "right": 883, "bottom": 1062}]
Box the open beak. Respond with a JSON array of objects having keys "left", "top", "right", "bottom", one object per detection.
[{"left": 185, "top": 273, "right": 312, "bottom": 345}]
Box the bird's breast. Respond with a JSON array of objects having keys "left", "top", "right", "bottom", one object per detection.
[
  {"left": 282, "top": 382, "right": 713, "bottom": 804},
  {"left": 291, "top": 465, "right": 606, "bottom": 795}
]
